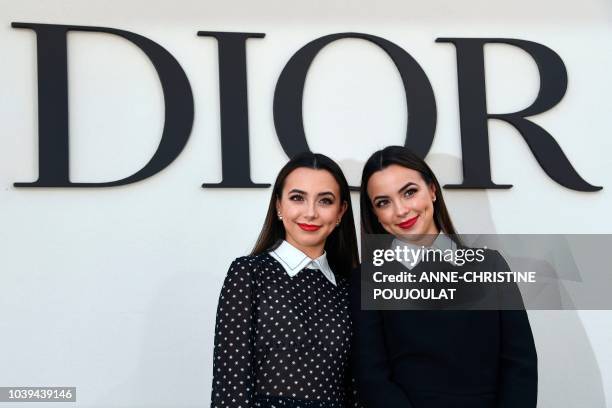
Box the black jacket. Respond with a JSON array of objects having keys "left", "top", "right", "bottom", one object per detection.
[{"left": 349, "top": 249, "right": 538, "bottom": 408}]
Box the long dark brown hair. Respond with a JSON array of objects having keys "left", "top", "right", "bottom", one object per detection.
[
  {"left": 251, "top": 152, "right": 359, "bottom": 278},
  {"left": 360, "top": 146, "right": 459, "bottom": 238}
]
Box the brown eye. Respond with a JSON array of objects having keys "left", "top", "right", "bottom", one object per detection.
[
  {"left": 374, "top": 199, "right": 389, "bottom": 208},
  {"left": 404, "top": 189, "right": 417, "bottom": 197},
  {"left": 289, "top": 194, "right": 304, "bottom": 201},
  {"left": 320, "top": 197, "right": 334, "bottom": 205}
]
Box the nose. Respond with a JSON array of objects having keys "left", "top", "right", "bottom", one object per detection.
[
  {"left": 305, "top": 200, "right": 318, "bottom": 220},
  {"left": 393, "top": 200, "right": 409, "bottom": 219}
]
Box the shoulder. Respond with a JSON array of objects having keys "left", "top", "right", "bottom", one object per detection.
[
  {"left": 226, "top": 253, "right": 279, "bottom": 277},
  {"left": 228, "top": 254, "right": 258, "bottom": 270},
  {"left": 220, "top": 255, "right": 266, "bottom": 291}
]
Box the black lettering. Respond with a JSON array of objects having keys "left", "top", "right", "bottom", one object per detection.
[
  {"left": 12, "top": 22, "right": 194, "bottom": 187},
  {"left": 198, "top": 31, "right": 269, "bottom": 188},
  {"left": 274, "top": 33, "right": 437, "bottom": 160},
  {"left": 437, "top": 37, "right": 601, "bottom": 191}
]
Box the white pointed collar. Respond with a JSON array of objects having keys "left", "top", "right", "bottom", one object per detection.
[
  {"left": 391, "top": 231, "right": 458, "bottom": 270},
  {"left": 269, "top": 240, "right": 337, "bottom": 286}
]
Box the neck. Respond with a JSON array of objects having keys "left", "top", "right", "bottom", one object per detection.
[{"left": 286, "top": 238, "right": 325, "bottom": 259}]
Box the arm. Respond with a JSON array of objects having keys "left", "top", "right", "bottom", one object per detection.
[
  {"left": 493, "top": 251, "right": 538, "bottom": 408},
  {"left": 349, "top": 268, "right": 414, "bottom": 408},
  {"left": 210, "top": 257, "right": 257, "bottom": 408},
  {"left": 343, "top": 371, "right": 363, "bottom": 408}
]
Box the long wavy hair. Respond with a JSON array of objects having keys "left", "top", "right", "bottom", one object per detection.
[
  {"left": 360, "top": 146, "right": 459, "bottom": 239},
  {"left": 251, "top": 152, "right": 359, "bottom": 278}
]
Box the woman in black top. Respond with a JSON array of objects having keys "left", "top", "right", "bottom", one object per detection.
[
  {"left": 351, "top": 146, "right": 537, "bottom": 408},
  {"left": 211, "top": 152, "right": 360, "bottom": 408}
]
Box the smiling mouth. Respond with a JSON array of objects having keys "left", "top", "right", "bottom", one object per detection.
[
  {"left": 397, "top": 215, "right": 419, "bottom": 229},
  {"left": 297, "top": 223, "right": 322, "bottom": 232}
]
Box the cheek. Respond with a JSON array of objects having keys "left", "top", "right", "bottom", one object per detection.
[
  {"left": 416, "top": 195, "right": 432, "bottom": 212},
  {"left": 322, "top": 206, "right": 341, "bottom": 223},
  {"left": 282, "top": 201, "right": 303, "bottom": 217}
]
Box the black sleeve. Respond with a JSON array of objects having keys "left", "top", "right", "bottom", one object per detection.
[
  {"left": 492, "top": 251, "right": 538, "bottom": 408},
  {"left": 349, "top": 267, "right": 414, "bottom": 408},
  {"left": 211, "top": 258, "right": 257, "bottom": 408}
]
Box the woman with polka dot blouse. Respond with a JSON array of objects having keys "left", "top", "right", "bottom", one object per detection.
[{"left": 210, "top": 152, "right": 361, "bottom": 408}]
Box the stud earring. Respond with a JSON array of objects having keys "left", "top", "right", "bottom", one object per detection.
[{"left": 277, "top": 211, "right": 283, "bottom": 220}]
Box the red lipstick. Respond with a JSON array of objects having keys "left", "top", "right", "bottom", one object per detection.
[
  {"left": 397, "top": 215, "right": 419, "bottom": 229},
  {"left": 298, "top": 223, "right": 321, "bottom": 232}
]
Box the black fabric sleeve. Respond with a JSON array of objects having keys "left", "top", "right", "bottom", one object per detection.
[
  {"left": 492, "top": 251, "right": 538, "bottom": 408},
  {"left": 343, "top": 370, "right": 363, "bottom": 408},
  {"left": 349, "top": 267, "right": 414, "bottom": 408},
  {"left": 211, "top": 258, "right": 257, "bottom": 408}
]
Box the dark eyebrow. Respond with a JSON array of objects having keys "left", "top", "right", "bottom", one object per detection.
[
  {"left": 288, "top": 189, "right": 336, "bottom": 199},
  {"left": 317, "top": 191, "right": 336, "bottom": 199},
  {"left": 372, "top": 193, "right": 388, "bottom": 202},
  {"left": 372, "top": 182, "right": 417, "bottom": 202},
  {"left": 398, "top": 182, "right": 418, "bottom": 193}
]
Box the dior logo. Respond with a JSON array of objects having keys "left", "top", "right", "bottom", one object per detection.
[{"left": 11, "top": 22, "right": 602, "bottom": 192}]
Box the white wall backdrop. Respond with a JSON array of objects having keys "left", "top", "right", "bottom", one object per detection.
[{"left": 1, "top": 0, "right": 611, "bottom": 407}]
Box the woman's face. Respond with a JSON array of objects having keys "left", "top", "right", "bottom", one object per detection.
[
  {"left": 276, "top": 167, "right": 347, "bottom": 258},
  {"left": 367, "top": 164, "right": 439, "bottom": 241}
]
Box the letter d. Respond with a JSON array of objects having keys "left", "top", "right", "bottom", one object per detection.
[{"left": 12, "top": 22, "right": 194, "bottom": 187}]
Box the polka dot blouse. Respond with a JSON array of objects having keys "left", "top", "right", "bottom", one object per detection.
[{"left": 210, "top": 253, "right": 360, "bottom": 408}]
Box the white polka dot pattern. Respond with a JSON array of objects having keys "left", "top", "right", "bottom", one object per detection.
[{"left": 210, "top": 254, "right": 360, "bottom": 408}]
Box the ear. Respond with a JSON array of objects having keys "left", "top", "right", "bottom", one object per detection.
[
  {"left": 339, "top": 200, "right": 348, "bottom": 218},
  {"left": 429, "top": 182, "right": 437, "bottom": 201},
  {"left": 275, "top": 197, "right": 281, "bottom": 214}
]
